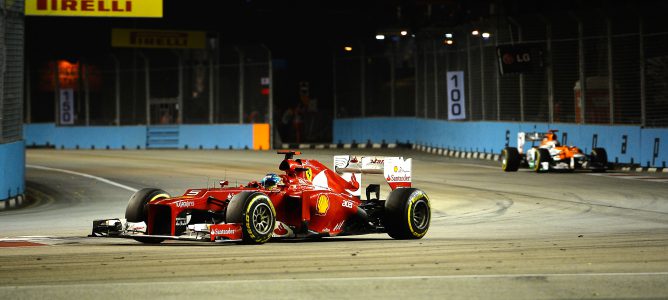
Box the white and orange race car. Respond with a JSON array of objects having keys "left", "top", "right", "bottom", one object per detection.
[{"left": 501, "top": 130, "right": 608, "bottom": 172}]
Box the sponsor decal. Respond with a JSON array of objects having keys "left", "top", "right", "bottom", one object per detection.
[
  {"left": 392, "top": 165, "right": 408, "bottom": 173},
  {"left": 186, "top": 190, "right": 200, "bottom": 196},
  {"left": 175, "top": 217, "right": 188, "bottom": 226},
  {"left": 333, "top": 221, "right": 345, "bottom": 231},
  {"left": 387, "top": 175, "right": 411, "bottom": 182},
  {"left": 369, "top": 158, "right": 384, "bottom": 164},
  {"left": 350, "top": 156, "right": 359, "bottom": 163},
  {"left": 212, "top": 228, "right": 239, "bottom": 235},
  {"left": 316, "top": 194, "right": 329, "bottom": 216},
  {"left": 272, "top": 222, "right": 294, "bottom": 238},
  {"left": 25, "top": 0, "right": 163, "bottom": 18},
  {"left": 274, "top": 223, "right": 288, "bottom": 236},
  {"left": 305, "top": 168, "right": 313, "bottom": 182},
  {"left": 112, "top": 29, "right": 206, "bottom": 49},
  {"left": 174, "top": 200, "right": 195, "bottom": 208},
  {"left": 342, "top": 199, "right": 354, "bottom": 209},
  {"left": 209, "top": 224, "right": 243, "bottom": 241}
]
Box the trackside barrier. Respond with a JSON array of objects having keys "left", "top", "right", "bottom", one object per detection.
[
  {"left": 0, "top": 140, "right": 25, "bottom": 206},
  {"left": 333, "top": 118, "right": 668, "bottom": 167},
  {"left": 23, "top": 123, "right": 270, "bottom": 150}
]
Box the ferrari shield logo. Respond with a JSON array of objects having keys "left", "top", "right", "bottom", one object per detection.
[
  {"left": 316, "top": 194, "right": 329, "bottom": 216},
  {"left": 305, "top": 168, "right": 313, "bottom": 181}
]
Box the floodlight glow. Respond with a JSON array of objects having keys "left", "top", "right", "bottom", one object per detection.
[
  {"left": 445, "top": 33, "right": 453, "bottom": 38},
  {"left": 445, "top": 39, "right": 454, "bottom": 45},
  {"left": 482, "top": 32, "right": 491, "bottom": 38},
  {"left": 344, "top": 46, "right": 353, "bottom": 52},
  {"left": 471, "top": 30, "right": 479, "bottom": 36},
  {"left": 400, "top": 30, "right": 408, "bottom": 36},
  {"left": 375, "top": 34, "right": 385, "bottom": 40}
]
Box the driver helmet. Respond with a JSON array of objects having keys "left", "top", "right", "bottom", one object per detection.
[{"left": 260, "top": 173, "right": 281, "bottom": 189}]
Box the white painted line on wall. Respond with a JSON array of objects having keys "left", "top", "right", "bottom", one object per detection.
[{"left": 26, "top": 165, "right": 138, "bottom": 193}]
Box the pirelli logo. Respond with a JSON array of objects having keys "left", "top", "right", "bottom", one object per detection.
[
  {"left": 112, "top": 29, "right": 206, "bottom": 49},
  {"left": 25, "top": 0, "right": 163, "bottom": 18}
]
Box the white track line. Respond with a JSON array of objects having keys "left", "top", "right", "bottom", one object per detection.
[
  {"left": 450, "top": 163, "right": 500, "bottom": 170},
  {"left": 589, "top": 173, "right": 668, "bottom": 183},
  {"left": 1, "top": 272, "right": 667, "bottom": 289},
  {"left": 27, "top": 165, "right": 138, "bottom": 192}
]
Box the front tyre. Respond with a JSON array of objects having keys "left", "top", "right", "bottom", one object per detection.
[
  {"left": 384, "top": 188, "right": 431, "bottom": 239},
  {"left": 226, "top": 191, "right": 276, "bottom": 244},
  {"left": 125, "top": 188, "right": 170, "bottom": 244},
  {"left": 534, "top": 148, "right": 551, "bottom": 173},
  {"left": 125, "top": 188, "right": 170, "bottom": 222}
]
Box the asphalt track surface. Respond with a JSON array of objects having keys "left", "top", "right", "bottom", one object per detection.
[{"left": 1, "top": 149, "right": 667, "bottom": 299}]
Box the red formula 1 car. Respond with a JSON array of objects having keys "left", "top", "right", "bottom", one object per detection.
[{"left": 91, "top": 151, "right": 431, "bottom": 244}]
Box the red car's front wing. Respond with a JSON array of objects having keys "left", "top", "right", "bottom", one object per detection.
[{"left": 90, "top": 219, "right": 245, "bottom": 242}]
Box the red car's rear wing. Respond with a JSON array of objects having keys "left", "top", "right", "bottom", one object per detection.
[{"left": 333, "top": 155, "right": 412, "bottom": 191}]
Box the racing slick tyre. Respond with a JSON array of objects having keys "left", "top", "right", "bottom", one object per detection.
[
  {"left": 125, "top": 188, "right": 170, "bottom": 244},
  {"left": 501, "top": 147, "right": 520, "bottom": 172},
  {"left": 534, "top": 148, "right": 551, "bottom": 173},
  {"left": 590, "top": 148, "right": 608, "bottom": 173},
  {"left": 226, "top": 191, "right": 276, "bottom": 244},
  {"left": 384, "top": 188, "right": 431, "bottom": 239}
]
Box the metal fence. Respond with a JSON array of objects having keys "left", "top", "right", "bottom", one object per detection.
[
  {"left": 1, "top": 0, "right": 24, "bottom": 143},
  {"left": 25, "top": 43, "right": 273, "bottom": 127},
  {"left": 334, "top": 14, "right": 668, "bottom": 128}
]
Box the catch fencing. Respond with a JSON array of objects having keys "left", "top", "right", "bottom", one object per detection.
[
  {"left": 333, "top": 13, "right": 668, "bottom": 128},
  {"left": 26, "top": 43, "right": 273, "bottom": 127}
]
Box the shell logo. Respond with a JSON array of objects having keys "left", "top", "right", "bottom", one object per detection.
[
  {"left": 394, "top": 166, "right": 398, "bottom": 172},
  {"left": 316, "top": 194, "right": 329, "bottom": 216}
]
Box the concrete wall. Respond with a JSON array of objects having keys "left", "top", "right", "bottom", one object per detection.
[
  {"left": 334, "top": 118, "right": 668, "bottom": 167},
  {"left": 0, "top": 140, "right": 25, "bottom": 201}
]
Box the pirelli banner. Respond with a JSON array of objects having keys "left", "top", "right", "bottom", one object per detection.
[
  {"left": 111, "top": 29, "right": 206, "bottom": 49},
  {"left": 25, "top": 0, "right": 163, "bottom": 18}
]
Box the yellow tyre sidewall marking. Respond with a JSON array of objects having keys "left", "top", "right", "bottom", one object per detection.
[
  {"left": 501, "top": 150, "right": 508, "bottom": 169},
  {"left": 149, "top": 193, "right": 170, "bottom": 202},
  {"left": 406, "top": 191, "right": 430, "bottom": 238},
  {"left": 245, "top": 194, "right": 276, "bottom": 242}
]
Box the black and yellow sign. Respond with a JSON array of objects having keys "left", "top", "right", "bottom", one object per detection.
[
  {"left": 25, "top": 0, "right": 163, "bottom": 18},
  {"left": 111, "top": 29, "right": 206, "bottom": 49}
]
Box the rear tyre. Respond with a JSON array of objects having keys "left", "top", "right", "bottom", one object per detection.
[
  {"left": 501, "top": 147, "right": 520, "bottom": 172},
  {"left": 226, "top": 191, "right": 276, "bottom": 244},
  {"left": 384, "top": 188, "right": 431, "bottom": 239},
  {"left": 591, "top": 148, "right": 608, "bottom": 173},
  {"left": 125, "top": 188, "right": 170, "bottom": 244},
  {"left": 534, "top": 149, "right": 551, "bottom": 173}
]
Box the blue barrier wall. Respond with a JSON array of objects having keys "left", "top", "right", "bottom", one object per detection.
[
  {"left": 25, "top": 124, "right": 146, "bottom": 149},
  {"left": 0, "top": 140, "right": 25, "bottom": 201},
  {"left": 179, "top": 125, "right": 254, "bottom": 149},
  {"left": 334, "top": 118, "right": 668, "bottom": 167},
  {"left": 24, "top": 123, "right": 258, "bottom": 150}
]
